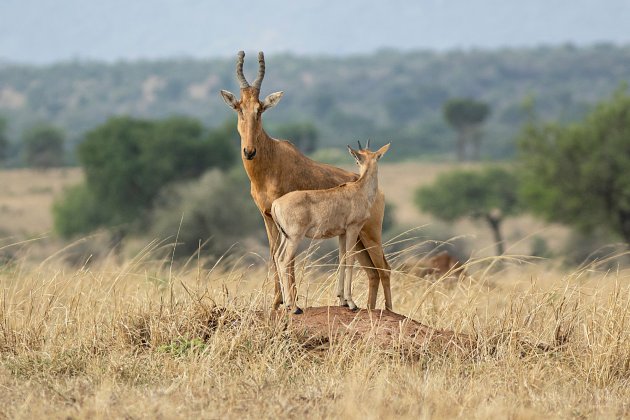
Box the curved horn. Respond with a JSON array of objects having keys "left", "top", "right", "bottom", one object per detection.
[
  {"left": 236, "top": 51, "right": 250, "bottom": 89},
  {"left": 357, "top": 140, "right": 362, "bottom": 150},
  {"left": 252, "top": 51, "right": 265, "bottom": 90},
  {"left": 366, "top": 139, "right": 371, "bottom": 150}
]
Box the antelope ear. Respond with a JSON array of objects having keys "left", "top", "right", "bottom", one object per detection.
[
  {"left": 375, "top": 143, "right": 391, "bottom": 160},
  {"left": 220, "top": 90, "right": 239, "bottom": 110},
  {"left": 347, "top": 145, "right": 361, "bottom": 164},
  {"left": 262, "top": 91, "right": 284, "bottom": 111}
]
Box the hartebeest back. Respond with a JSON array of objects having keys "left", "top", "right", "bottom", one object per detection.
[
  {"left": 220, "top": 51, "right": 393, "bottom": 311},
  {"left": 272, "top": 142, "right": 390, "bottom": 313}
]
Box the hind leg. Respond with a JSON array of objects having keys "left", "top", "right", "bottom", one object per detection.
[
  {"left": 359, "top": 232, "right": 392, "bottom": 310},
  {"left": 343, "top": 227, "right": 360, "bottom": 311},
  {"left": 337, "top": 234, "right": 348, "bottom": 306},
  {"left": 355, "top": 241, "right": 381, "bottom": 310},
  {"left": 358, "top": 191, "right": 392, "bottom": 310}
]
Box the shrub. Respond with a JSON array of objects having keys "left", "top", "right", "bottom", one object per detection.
[
  {"left": 53, "top": 184, "right": 109, "bottom": 238},
  {"left": 150, "top": 168, "right": 264, "bottom": 260},
  {"left": 22, "top": 123, "right": 65, "bottom": 169}
]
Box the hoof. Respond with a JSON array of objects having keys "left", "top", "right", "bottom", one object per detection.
[
  {"left": 292, "top": 307, "right": 303, "bottom": 315},
  {"left": 340, "top": 302, "right": 349, "bottom": 307}
]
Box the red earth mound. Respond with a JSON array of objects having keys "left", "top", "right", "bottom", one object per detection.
[{"left": 273, "top": 306, "right": 475, "bottom": 355}]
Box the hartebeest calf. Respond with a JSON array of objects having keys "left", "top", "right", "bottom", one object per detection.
[
  {"left": 272, "top": 142, "right": 390, "bottom": 313},
  {"left": 220, "top": 51, "right": 393, "bottom": 311}
]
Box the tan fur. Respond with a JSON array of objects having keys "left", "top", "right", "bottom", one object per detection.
[
  {"left": 271, "top": 145, "right": 389, "bottom": 311},
  {"left": 220, "top": 52, "right": 393, "bottom": 311}
]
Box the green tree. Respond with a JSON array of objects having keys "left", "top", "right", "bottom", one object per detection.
[
  {"left": 443, "top": 98, "right": 490, "bottom": 161},
  {"left": 519, "top": 87, "right": 630, "bottom": 243},
  {"left": 22, "top": 123, "right": 65, "bottom": 169},
  {"left": 415, "top": 167, "right": 521, "bottom": 255},
  {"left": 274, "top": 122, "right": 319, "bottom": 154},
  {"left": 54, "top": 116, "right": 237, "bottom": 237},
  {"left": 0, "top": 116, "right": 8, "bottom": 165}
]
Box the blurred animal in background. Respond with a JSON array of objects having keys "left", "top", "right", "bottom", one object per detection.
[{"left": 400, "top": 250, "right": 467, "bottom": 280}]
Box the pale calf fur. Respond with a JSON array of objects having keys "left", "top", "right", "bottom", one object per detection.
[{"left": 271, "top": 142, "right": 390, "bottom": 313}]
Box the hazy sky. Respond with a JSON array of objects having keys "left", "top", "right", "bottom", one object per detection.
[{"left": 1, "top": 0, "right": 629, "bottom": 63}]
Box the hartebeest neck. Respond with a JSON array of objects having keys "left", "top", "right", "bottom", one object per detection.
[{"left": 355, "top": 162, "right": 379, "bottom": 207}]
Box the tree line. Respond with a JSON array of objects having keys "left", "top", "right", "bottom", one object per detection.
[
  {"left": 0, "top": 116, "right": 320, "bottom": 169},
  {"left": 0, "top": 118, "right": 65, "bottom": 169},
  {"left": 1, "top": 44, "right": 629, "bottom": 160},
  {"left": 0, "top": 93, "right": 491, "bottom": 169},
  {"left": 5, "top": 85, "right": 630, "bottom": 261}
]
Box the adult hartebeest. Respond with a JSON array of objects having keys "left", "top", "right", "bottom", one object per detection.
[{"left": 219, "top": 51, "right": 392, "bottom": 311}]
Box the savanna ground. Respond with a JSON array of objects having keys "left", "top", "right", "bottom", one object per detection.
[{"left": 0, "top": 165, "right": 629, "bottom": 419}]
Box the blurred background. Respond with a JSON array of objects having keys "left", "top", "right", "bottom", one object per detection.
[{"left": 1, "top": 0, "right": 630, "bottom": 268}]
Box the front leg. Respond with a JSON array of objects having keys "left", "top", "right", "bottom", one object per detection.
[
  {"left": 279, "top": 238, "right": 302, "bottom": 314},
  {"left": 262, "top": 213, "right": 283, "bottom": 309}
]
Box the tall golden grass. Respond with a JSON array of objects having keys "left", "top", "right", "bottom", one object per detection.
[{"left": 0, "top": 235, "right": 628, "bottom": 419}]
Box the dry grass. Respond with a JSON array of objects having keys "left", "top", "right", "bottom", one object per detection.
[
  {"left": 0, "top": 238, "right": 628, "bottom": 419},
  {"left": 0, "top": 166, "right": 626, "bottom": 418},
  {"left": 0, "top": 168, "right": 82, "bottom": 236}
]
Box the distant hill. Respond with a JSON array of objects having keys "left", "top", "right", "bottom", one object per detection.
[{"left": 1, "top": 44, "right": 629, "bottom": 160}]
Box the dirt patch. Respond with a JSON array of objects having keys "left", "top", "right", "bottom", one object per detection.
[{"left": 273, "top": 306, "right": 475, "bottom": 356}]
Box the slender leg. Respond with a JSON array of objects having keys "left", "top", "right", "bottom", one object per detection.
[
  {"left": 337, "top": 234, "right": 347, "bottom": 306},
  {"left": 280, "top": 239, "right": 302, "bottom": 314},
  {"left": 355, "top": 241, "right": 380, "bottom": 310},
  {"left": 263, "top": 214, "right": 283, "bottom": 309},
  {"left": 344, "top": 227, "right": 360, "bottom": 311},
  {"left": 358, "top": 234, "right": 392, "bottom": 310},
  {"left": 358, "top": 191, "right": 393, "bottom": 310},
  {"left": 273, "top": 232, "right": 288, "bottom": 309}
]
